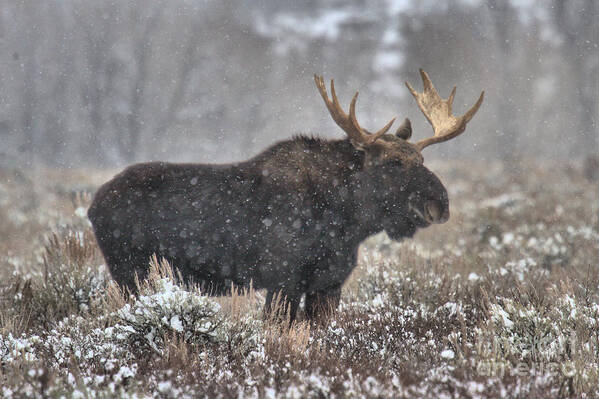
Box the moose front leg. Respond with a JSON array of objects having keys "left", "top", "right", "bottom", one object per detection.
[{"left": 303, "top": 247, "right": 356, "bottom": 321}]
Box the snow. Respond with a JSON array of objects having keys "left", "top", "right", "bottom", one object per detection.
[
  {"left": 375, "top": 52, "right": 402, "bottom": 71},
  {"left": 490, "top": 303, "right": 514, "bottom": 329},
  {"left": 75, "top": 206, "right": 87, "bottom": 218},
  {"left": 257, "top": 9, "right": 353, "bottom": 41},
  {"left": 170, "top": 315, "right": 183, "bottom": 332}
]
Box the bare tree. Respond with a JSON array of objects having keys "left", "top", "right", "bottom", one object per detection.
[
  {"left": 73, "top": 1, "right": 124, "bottom": 165},
  {"left": 121, "top": 4, "right": 163, "bottom": 162},
  {"left": 8, "top": 2, "right": 44, "bottom": 166},
  {"left": 551, "top": 0, "right": 598, "bottom": 154},
  {"left": 485, "top": 0, "right": 521, "bottom": 162},
  {"left": 0, "top": 0, "right": 597, "bottom": 167}
]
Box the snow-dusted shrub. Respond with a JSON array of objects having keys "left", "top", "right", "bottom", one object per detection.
[
  {"left": 40, "top": 316, "right": 132, "bottom": 373},
  {"left": 0, "top": 332, "right": 39, "bottom": 365},
  {"left": 115, "top": 278, "right": 223, "bottom": 354},
  {"left": 42, "top": 231, "right": 106, "bottom": 310},
  {"left": 5, "top": 230, "right": 107, "bottom": 329},
  {"left": 350, "top": 253, "right": 459, "bottom": 315},
  {"left": 484, "top": 293, "right": 599, "bottom": 373},
  {"left": 0, "top": 314, "right": 140, "bottom": 397},
  {"left": 217, "top": 315, "right": 264, "bottom": 359}
]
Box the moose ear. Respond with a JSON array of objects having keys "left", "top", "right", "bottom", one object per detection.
[
  {"left": 349, "top": 139, "right": 368, "bottom": 152},
  {"left": 395, "top": 118, "right": 412, "bottom": 140}
]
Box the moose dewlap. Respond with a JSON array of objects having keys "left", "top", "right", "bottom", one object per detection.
[{"left": 88, "top": 70, "right": 483, "bottom": 321}]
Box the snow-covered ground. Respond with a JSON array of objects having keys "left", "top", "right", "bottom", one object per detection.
[{"left": 1, "top": 160, "right": 599, "bottom": 397}]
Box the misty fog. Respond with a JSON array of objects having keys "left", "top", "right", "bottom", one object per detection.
[{"left": 0, "top": 0, "right": 597, "bottom": 168}]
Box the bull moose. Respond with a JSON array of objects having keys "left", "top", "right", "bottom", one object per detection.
[{"left": 88, "top": 70, "right": 483, "bottom": 321}]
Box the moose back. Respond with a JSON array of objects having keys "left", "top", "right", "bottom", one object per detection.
[{"left": 88, "top": 70, "right": 483, "bottom": 321}]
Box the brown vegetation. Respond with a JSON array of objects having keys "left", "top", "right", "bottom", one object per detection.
[{"left": 1, "top": 160, "right": 599, "bottom": 397}]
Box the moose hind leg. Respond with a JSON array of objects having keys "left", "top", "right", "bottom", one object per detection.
[
  {"left": 263, "top": 289, "right": 301, "bottom": 324},
  {"left": 305, "top": 285, "right": 341, "bottom": 322},
  {"left": 106, "top": 252, "right": 152, "bottom": 294}
]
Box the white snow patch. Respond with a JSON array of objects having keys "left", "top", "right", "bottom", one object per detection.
[
  {"left": 74, "top": 206, "right": 87, "bottom": 218},
  {"left": 170, "top": 315, "right": 183, "bottom": 332}
]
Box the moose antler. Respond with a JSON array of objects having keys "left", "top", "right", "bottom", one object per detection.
[
  {"left": 406, "top": 69, "right": 484, "bottom": 151},
  {"left": 314, "top": 75, "right": 396, "bottom": 147}
]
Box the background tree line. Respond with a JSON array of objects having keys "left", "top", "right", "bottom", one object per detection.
[{"left": 0, "top": 0, "right": 597, "bottom": 167}]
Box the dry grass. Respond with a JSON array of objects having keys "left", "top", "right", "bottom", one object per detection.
[{"left": 1, "top": 160, "right": 599, "bottom": 397}]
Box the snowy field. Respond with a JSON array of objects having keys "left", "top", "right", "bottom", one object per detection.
[{"left": 1, "top": 160, "right": 599, "bottom": 398}]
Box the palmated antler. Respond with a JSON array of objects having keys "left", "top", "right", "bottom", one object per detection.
[
  {"left": 314, "top": 75, "right": 396, "bottom": 147},
  {"left": 406, "top": 69, "right": 484, "bottom": 151}
]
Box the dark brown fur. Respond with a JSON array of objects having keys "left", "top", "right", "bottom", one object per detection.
[{"left": 88, "top": 133, "right": 449, "bottom": 321}]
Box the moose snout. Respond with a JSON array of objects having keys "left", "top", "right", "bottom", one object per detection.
[{"left": 424, "top": 200, "right": 449, "bottom": 224}]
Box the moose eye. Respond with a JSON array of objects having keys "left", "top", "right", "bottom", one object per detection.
[{"left": 386, "top": 159, "right": 403, "bottom": 168}]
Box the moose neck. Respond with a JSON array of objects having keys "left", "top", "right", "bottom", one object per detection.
[
  {"left": 295, "top": 138, "right": 384, "bottom": 243},
  {"left": 247, "top": 136, "right": 384, "bottom": 245}
]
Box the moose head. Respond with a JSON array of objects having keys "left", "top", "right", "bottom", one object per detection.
[{"left": 314, "top": 69, "right": 484, "bottom": 240}]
